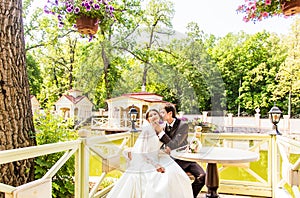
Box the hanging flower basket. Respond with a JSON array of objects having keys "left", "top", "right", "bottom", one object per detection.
[
  {"left": 44, "top": 0, "right": 115, "bottom": 36},
  {"left": 238, "top": 0, "right": 300, "bottom": 22},
  {"left": 76, "top": 15, "right": 99, "bottom": 35},
  {"left": 281, "top": 0, "right": 300, "bottom": 16}
]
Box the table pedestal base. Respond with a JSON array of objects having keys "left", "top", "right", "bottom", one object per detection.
[
  {"left": 205, "top": 163, "right": 219, "bottom": 198},
  {"left": 206, "top": 188, "right": 219, "bottom": 198}
]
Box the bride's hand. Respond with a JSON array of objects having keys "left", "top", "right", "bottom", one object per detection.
[
  {"left": 155, "top": 164, "right": 165, "bottom": 173},
  {"left": 164, "top": 146, "right": 171, "bottom": 155},
  {"left": 151, "top": 121, "right": 163, "bottom": 134},
  {"left": 128, "top": 151, "right": 132, "bottom": 160}
]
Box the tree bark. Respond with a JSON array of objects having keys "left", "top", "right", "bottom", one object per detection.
[
  {"left": 101, "top": 41, "right": 111, "bottom": 100},
  {"left": 0, "top": 0, "right": 36, "bottom": 193}
]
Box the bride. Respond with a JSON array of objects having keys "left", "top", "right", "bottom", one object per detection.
[{"left": 107, "top": 108, "right": 193, "bottom": 198}]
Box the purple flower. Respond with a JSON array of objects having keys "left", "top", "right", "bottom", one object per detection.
[
  {"left": 57, "top": 15, "right": 63, "bottom": 21},
  {"left": 85, "top": 4, "right": 92, "bottom": 11},
  {"left": 179, "top": 117, "right": 188, "bottom": 121},
  {"left": 44, "top": 6, "right": 50, "bottom": 14},
  {"left": 66, "top": 6, "right": 73, "bottom": 13},
  {"left": 94, "top": 3, "right": 100, "bottom": 10},
  {"left": 44, "top": 0, "right": 115, "bottom": 38},
  {"left": 109, "top": 5, "right": 114, "bottom": 12},
  {"left": 74, "top": 7, "right": 80, "bottom": 14},
  {"left": 58, "top": 21, "right": 64, "bottom": 28}
]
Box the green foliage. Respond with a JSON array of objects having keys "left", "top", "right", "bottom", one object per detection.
[
  {"left": 275, "top": 18, "right": 300, "bottom": 117},
  {"left": 34, "top": 112, "right": 78, "bottom": 197},
  {"left": 24, "top": 0, "right": 300, "bottom": 119},
  {"left": 26, "top": 53, "right": 42, "bottom": 96},
  {"left": 210, "top": 31, "right": 286, "bottom": 116}
]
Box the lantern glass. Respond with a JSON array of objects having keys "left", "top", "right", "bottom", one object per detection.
[
  {"left": 268, "top": 105, "right": 282, "bottom": 125},
  {"left": 268, "top": 104, "right": 282, "bottom": 135},
  {"left": 128, "top": 105, "right": 138, "bottom": 121},
  {"left": 128, "top": 105, "right": 138, "bottom": 131},
  {"left": 131, "top": 113, "right": 137, "bottom": 121},
  {"left": 271, "top": 113, "right": 281, "bottom": 124}
]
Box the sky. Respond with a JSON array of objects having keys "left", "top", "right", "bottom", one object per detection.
[
  {"left": 38, "top": 0, "right": 297, "bottom": 37},
  {"left": 171, "top": 0, "right": 296, "bottom": 37}
]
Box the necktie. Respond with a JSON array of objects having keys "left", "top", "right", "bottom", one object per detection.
[{"left": 167, "top": 125, "right": 172, "bottom": 132}]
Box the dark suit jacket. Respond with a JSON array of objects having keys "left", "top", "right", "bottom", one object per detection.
[
  {"left": 160, "top": 118, "right": 198, "bottom": 170},
  {"left": 160, "top": 118, "right": 188, "bottom": 150}
]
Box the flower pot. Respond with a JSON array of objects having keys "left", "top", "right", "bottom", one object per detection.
[
  {"left": 202, "top": 126, "right": 210, "bottom": 133},
  {"left": 281, "top": 0, "right": 300, "bottom": 16},
  {"left": 76, "top": 15, "right": 99, "bottom": 35}
]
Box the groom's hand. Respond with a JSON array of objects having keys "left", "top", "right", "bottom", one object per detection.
[{"left": 152, "top": 122, "right": 163, "bottom": 134}]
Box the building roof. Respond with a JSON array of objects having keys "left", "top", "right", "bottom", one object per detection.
[
  {"left": 64, "top": 95, "right": 86, "bottom": 104},
  {"left": 107, "top": 91, "right": 171, "bottom": 104},
  {"left": 55, "top": 92, "right": 93, "bottom": 106}
]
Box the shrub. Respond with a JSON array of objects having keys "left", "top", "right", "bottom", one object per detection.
[{"left": 34, "top": 111, "right": 78, "bottom": 197}]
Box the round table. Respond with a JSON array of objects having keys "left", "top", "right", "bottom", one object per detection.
[{"left": 171, "top": 147, "right": 259, "bottom": 198}]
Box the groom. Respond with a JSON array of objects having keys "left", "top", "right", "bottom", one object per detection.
[{"left": 153, "top": 103, "right": 206, "bottom": 198}]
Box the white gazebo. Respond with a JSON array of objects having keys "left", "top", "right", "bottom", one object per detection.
[
  {"left": 106, "top": 91, "right": 170, "bottom": 129},
  {"left": 55, "top": 89, "right": 93, "bottom": 121}
]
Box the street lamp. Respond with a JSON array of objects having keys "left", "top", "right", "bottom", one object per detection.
[
  {"left": 128, "top": 105, "right": 138, "bottom": 131},
  {"left": 268, "top": 104, "right": 282, "bottom": 135}
]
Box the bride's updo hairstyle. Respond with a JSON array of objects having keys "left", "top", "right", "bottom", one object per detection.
[{"left": 145, "top": 108, "right": 162, "bottom": 121}]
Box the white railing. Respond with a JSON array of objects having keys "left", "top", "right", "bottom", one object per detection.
[
  {"left": 91, "top": 117, "right": 140, "bottom": 131},
  {"left": 91, "top": 117, "right": 109, "bottom": 129},
  {"left": 197, "top": 132, "right": 299, "bottom": 198},
  {"left": 276, "top": 136, "right": 300, "bottom": 198},
  {"left": 0, "top": 130, "right": 131, "bottom": 198},
  {"left": 0, "top": 131, "right": 299, "bottom": 197}
]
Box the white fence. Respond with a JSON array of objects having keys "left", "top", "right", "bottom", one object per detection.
[
  {"left": 1, "top": 132, "right": 299, "bottom": 197},
  {"left": 181, "top": 113, "right": 300, "bottom": 135}
]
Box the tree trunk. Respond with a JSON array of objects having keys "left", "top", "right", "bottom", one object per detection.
[
  {"left": 101, "top": 41, "right": 111, "bottom": 100},
  {"left": 0, "top": 0, "right": 36, "bottom": 194}
]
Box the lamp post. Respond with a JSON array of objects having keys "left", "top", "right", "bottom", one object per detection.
[
  {"left": 128, "top": 105, "right": 138, "bottom": 132},
  {"left": 268, "top": 104, "right": 282, "bottom": 135}
]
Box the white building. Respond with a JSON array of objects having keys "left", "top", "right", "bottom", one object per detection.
[
  {"left": 105, "top": 91, "right": 170, "bottom": 129},
  {"left": 55, "top": 89, "right": 93, "bottom": 121},
  {"left": 30, "top": 95, "right": 40, "bottom": 115}
]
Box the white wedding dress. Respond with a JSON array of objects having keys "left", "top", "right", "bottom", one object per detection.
[{"left": 107, "top": 124, "right": 193, "bottom": 198}]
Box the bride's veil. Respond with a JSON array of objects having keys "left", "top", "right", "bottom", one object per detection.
[{"left": 127, "top": 123, "right": 161, "bottom": 173}]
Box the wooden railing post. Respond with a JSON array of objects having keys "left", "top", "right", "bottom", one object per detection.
[
  {"left": 270, "top": 133, "right": 280, "bottom": 198},
  {"left": 75, "top": 129, "right": 91, "bottom": 198}
]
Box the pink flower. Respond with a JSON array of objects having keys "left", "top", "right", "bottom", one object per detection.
[
  {"left": 262, "top": 12, "right": 269, "bottom": 17},
  {"left": 237, "top": 0, "right": 294, "bottom": 22},
  {"left": 243, "top": 17, "right": 249, "bottom": 22},
  {"left": 251, "top": 4, "right": 257, "bottom": 11}
]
